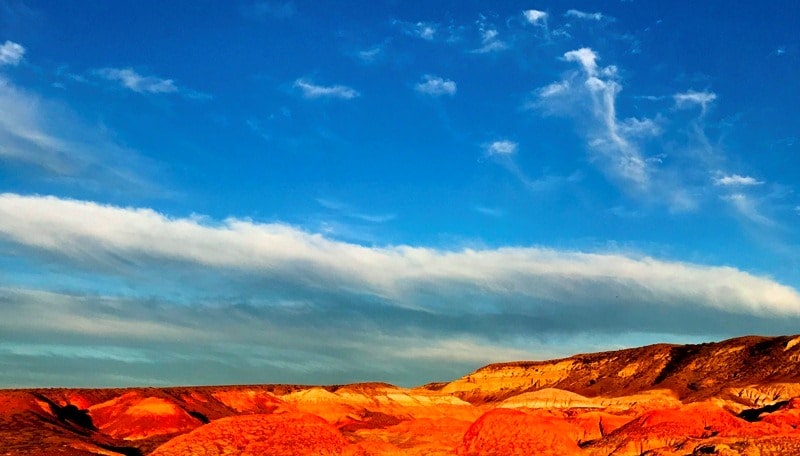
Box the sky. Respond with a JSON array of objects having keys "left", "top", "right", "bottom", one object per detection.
[{"left": 0, "top": 0, "right": 799, "bottom": 388}]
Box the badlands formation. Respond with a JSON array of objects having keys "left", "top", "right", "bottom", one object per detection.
[{"left": 4, "top": 335, "right": 800, "bottom": 455}]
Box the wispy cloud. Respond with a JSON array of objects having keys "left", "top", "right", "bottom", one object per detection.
[
  {"left": 357, "top": 45, "right": 383, "bottom": 63},
  {"left": 1, "top": 194, "right": 799, "bottom": 385},
  {"left": 0, "top": 40, "right": 24, "bottom": 66},
  {"left": 96, "top": 67, "right": 178, "bottom": 94},
  {"left": 293, "top": 78, "right": 360, "bottom": 99},
  {"left": 472, "top": 27, "right": 507, "bottom": 54},
  {"left": 486, "top": 140, "right": 518, "bottom": 155},
  {"left": 0, "top": 76, "right": 162, "bottom": 193},
  {"left": 485, "top": 140, "right": 581, "bottom": 192},
  {"left": 565, "top": 9, "right": 605, "bottom": 21},
  {"left": 394, "top": 20, "right": 438, "bottom": 41},
  {"left": 536, "top": 48, "right": 652, "bottom": 190},
  {"left": 316, "top": 197, "right": 396, "bottom": 223},
  {"left": 538, "top": 80, "right": 570, "bottom": 98},
  {"left": 771, "top": 46, "right": 787, "bottom": 57},
  {"left": 714, "top": 173, "right": 763, "bottom": 186},
  {"left": 674, "top": 90, "right": 717, "bottom": 115},
  {"left": 473, "top": 205, "right": 505, "bottom": 217},
  {"left": 724, "top": 193, "right": 774, "bottom": 226},
  {"left": 414, "top": 75, "right": 457, "bottom": 96},
  {"left": 523, "top": 9, "right": 548, "bottom": 25},
  {"left": 93, "top": 67, "right": 211, "bottom": 100}
]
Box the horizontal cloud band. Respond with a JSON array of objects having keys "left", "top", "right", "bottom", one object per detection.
[{"left": 0, "top": 193, "right": 798, "bottom": 318}]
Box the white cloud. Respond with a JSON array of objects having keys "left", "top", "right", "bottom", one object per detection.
[
  {"left": 0, "top": 40, "right": 25, "bottom": 66},
  {"left": 565, "top": 9, "right": 605, "bottom": 21},
  {"left": 714, "top": 174, "right": 763, "bottom": 186},
  {"left": 523, "top": 9, "right": 548, "bottom": 25},
  {"left": 486, "top": 140, "right": 518, "bottom": 155},
  {"left": 414, "top": 75, "right": 457, "bottom": 96},
  {"left": 674, "top": 90, "right": 717, "bottom": 114},
  {"left": 564, "top": 47, "right": 598, "bottom": 76},
  {"left": 293, "top": 78, "right": 360, "bottom": 99},
  {"left": 97, "top": 68, "right": 178, "bottom": 94}
]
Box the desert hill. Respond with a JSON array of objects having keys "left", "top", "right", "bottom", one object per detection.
[{"left": 3, "top": 334, "right": 800, "bottom": 455}]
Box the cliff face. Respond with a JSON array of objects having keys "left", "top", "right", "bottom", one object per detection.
[{"left": 3, "top": 334, "right": 800, "bottom": 456}]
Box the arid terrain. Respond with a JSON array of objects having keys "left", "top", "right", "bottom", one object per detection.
[{"left": 4, "top": 334, "right": 800, "bottom": 455}]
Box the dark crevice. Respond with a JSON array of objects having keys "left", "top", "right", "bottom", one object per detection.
[
  {"left": 33, "top": 393, "right": 96, "bottom": 431},
  {"left": 96, "top": 443, "right": 143, "bottom": 456},
  {"left": 652, "top": 345, "right": 698, "bottom": 386},
  {"left": 189, "top": 410, "right": 210, "bottom": 424},
  {"left": 738, "top": 400, "right": 789, "bottom": 422}
]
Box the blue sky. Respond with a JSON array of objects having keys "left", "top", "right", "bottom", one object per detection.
[{"left": 0, "top": 0, "right": 798, "bottom": 387}]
